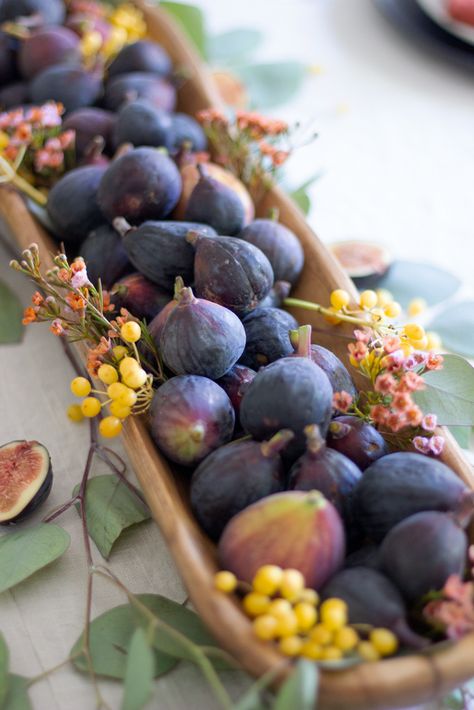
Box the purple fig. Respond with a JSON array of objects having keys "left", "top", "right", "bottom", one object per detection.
[
  {"left": 112, "top": 273, "right": 170, "bottom": 322},
  {"left": 107, "top": 40, "right": 171, "bottom": 78},
  {"left": 47, "top": 165, "right": 105, "bottom": 244},
  {"left": 0, "top": 0, "right": 65, "bottom": 25},
  {"left": 216, "top": 364, "right": 256, "bottom": 421},
  {"left": 30, "top": 66, "right": 102, "bottom": 113},
  {"left": 345, "top": 544, "right": 380, "bottom": 570},
  {"left": 63, "top": 107, "right": 116, "bottom": 160},
  {"left": 18, "top": 26, "right": 81, "bottom": 80},
  {"left": 113, "top": 99, "right": 173, "bottom": 149},
  {"left": 0, "top": 32, "right": 17, "bottom": 85},
  {"left": 0, "top": 81, "right": 29, "bottom": 109},
  {"left": 103, "top": 72, "right": 176, "bottom": 112},
  {"left": 258, "top": 280, "right": 291, "bottom": 309},
  {"left": 0, "top": 440, "right": 53, "bottom": 524},
  {"left": 184, "top": 164, "right": 246, "bottom": 236},
  {"left": 169, "top": 112, "right": 207, "bottom": 152},
  {"left": 79, "top": 224, "right": 130, "bottom": 289},
  {"left": 327, "top": 415, "right": 388, "bottom": 470},
  {"left": 239, "top": 307, "right": 298, "bottom": 370}
]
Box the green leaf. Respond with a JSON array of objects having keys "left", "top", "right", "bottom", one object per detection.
[
  {"left": 160, "top": 2, "right": 206, "bottom": 58},
  {"left": 233, "top": 668, "right": 279, "bottom": 710},
  {"left": 207, "top": 29, "right": 263, "bottom": 66},
  {"left": 274, "top": 660, "right": 319, "bottom": 710},
  {"left": 74, "top": 475, "right": 150, "bottom": 559},
  {"left": 2, "top": 675, "right": 31, "bottom": 710},
  {"left": 414, "top": 354, "right": 474, "bottom": 426},
  {"left": 0, "top": 524, "right": 70, "bottom": 594},
  {"left": 377, "top": 261, "right": 460, "bottom": 308},
  {"left": 427, "top": 301, "right": 474, "bottom": 358},
  {"left": 290, "top": 187, "right": 311, "bottom": 215},
  {"left": 121, "top": 628, "right": 154, "bottom": 710},
  {"left": 0, "top": 632, "right": 9, "bottom": 707},
  {"left": 0, "top": 281, "right": 23, "bottom": 344},
  {"left": 448, "top": 426, "right": 472, "bottom": 449},
  {"left": 235, "top": 62, "right": 307, "bottom": 109}
]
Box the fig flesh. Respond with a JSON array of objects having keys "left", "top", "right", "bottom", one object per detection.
[
  {"left": 184, "top": 164, "right": 246, "bottom": 236},
  {"left": 327, "top": 415, "right": 389, "bottom": 470},
  {"left": 239, "top": 307, "right": 298, "bottom": 370},
  {"left": 47, "top": 165, "right": 105, "bottom": 245},
  {"left": 0, "top": 440, "right": 53, "bottom": 524},
  {"left": 79, "top": 224, "right": 130, "bottom": 289},
  {"left": 329, "top": 240, "right": 392, "bottom": 289}
]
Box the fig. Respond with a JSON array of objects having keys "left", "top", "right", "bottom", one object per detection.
[
  {"left": 47, "top": 165, "right": 105, "bottom": 245},
  {"left": 379, "top": 511, "right": 469, "bottom": 602},
  {"left": 159, "top": 285, "right": 246, "bottom": 380},
  {"left": 218, "top": 490, "right": 345, "bottom": 590},
  {"left": 184, "top": 164, "right": 247, "bottom": 236},
  {"left": 150, "top": 375, "right": 234, "bottom": 466},
  {"left": 259, "top": 280, "right": 291, "bottom": 309},
  {"left": 79, "top": 136, "right": 109, "bottom": 167},
  {"left": 190, "top": 430, "right": 293, "bottom": 540},
  {"left": 238, "top": 211, "right": 304, "bottom": 286},
  {"left": 113, "top": 99, "right": 173, "bottom": 149},
  {"left": 240, "top": 356, "right": 333, "bottom": 458},
  {"left": 66, "top": 13, "right": 112, "bottom": 44},
  {"left": 329, "top": 240, "right": 392, "bottom": 289},
  {"left": 98, "top": 147, "right": 181, "bottom": 224},
  {"left": 345, "top": 544, "right": 380, "bottom": 570},
  {"left": 0, "top": 81, "right": 29, "bottom": 109},
  {"left": 79, "top": 224, "right": 130, "bottom": 289},
  {"left": 169, "top": 113, "right": 207, "bottom": 152},
  {"left": 107, "top": 40, "right": 172, "bottom": 79},
  {"left": 353, "top": 452, "right": 473, "bottom": 542},
  {"left": 239, "top": 307, "right": 298, "bottom": 370},
  {"left": 0, "top": 440, "right": 53, "bottom": 524},
  {"left": 114, "top": 218, "right": 216, "bottom": 290},
  {"left": 321, "top": 567, "right": 427, "bottom": 648},
  {"left": 0, "top": 0, "right": 65, "bottom": 25},
  {"left": 112, "top": 272, "right": 169, "bottom": 322},
  {"left": 188, "top": 232, "right": 274, "bottom": 315},
  {"left": 18, "top": 26, "right": 81, "bottom": 80},
  {"left": 0, "top": 32, "right": 17, "bottom": 85},
  {"left": 148, "top": 279, "right": 181, "bottom": 346},
  {"left": 215, "top": 364, "right": 256, "bottom": 421},
  {"left": 30, "top": 66, "right": 102, "bottom": 113},
  {"left": 103, "top": 72, "right": 176, "bottom": 112},
  {"left": 63, "top": 107, "right": 116, "bottom": 160},
  {"left": 327, "top": 415, "right": 388, "bottom": 470}
]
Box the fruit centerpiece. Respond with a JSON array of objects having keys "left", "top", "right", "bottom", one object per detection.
[{"left": 0, "top": 1, "right": 473, "bottom": 708}]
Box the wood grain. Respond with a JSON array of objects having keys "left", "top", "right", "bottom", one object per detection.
[{"left": 0, "top": 2, "right": 473, "bottom": 706}]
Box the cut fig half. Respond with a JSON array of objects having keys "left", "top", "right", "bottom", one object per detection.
[
  {"left": 329, "top": 240, "right": 392, "bottom": 288},
  {"left": 0, "top": 440, "right": 53, "bottom": 524}
]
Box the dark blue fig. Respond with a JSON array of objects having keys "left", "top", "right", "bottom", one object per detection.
[
  {"left": 112, "top": 272, "right": 170, "bottom": 322},
  {"left": 79, "top": 224, "right": 130, "bottom": 289},
  {"left": 159, "top": 285, "right": 246, "bottom": 380},
  {"left": 30, "top": 66, "right": 102, "bottom": 113},
  {"left": 98, "top": 148, "right": 181, "bottom": 224},
  {"left": 107, "top": 40, "right": 172, "bottom": 78},
  {"left": 353, "top": 452, "right": 473, "bottom": 542},
  {"left": 0, "top": 32, "right": 18, "bottom": 85},
  {"left": 379, "top": 511, "right": 469, "bottom": 602},
  {"left": 184, "top": 164, "right": 246, "bottom": 236},
  {"left": 0, "top": 440, "right": 53, "bottom": 524},
  {"left": 258, "top": 280, "right": 291, "bottom": 309},
  {"left": 239, "top": 307, "right": 298, "bottom": 370},
  {"left": 169, "top": 112, "right": 207, "bottom": 152},
  {"left": 47, "top": 165, "right": 105, "bottom": 245},
  {"left": 0, "top": 0, "right": 65, "bottom": 25},
  {"left": 114, "top": 99, "right": 173, "bottom": 149},
  {"left": 0, "top": 81, "right": 29, "bottom": 109},
  {"left": 188, "top": 232, "right": 274, "bottom": 315},
  {"left": 18, "top": 26, "right": 81, "bottom": 80},
  {"left": 327, "top": 415, "right": 388, "bottom": 470},
  {"left": 63, "top": 107, "right": 116, "bottom": 159},
  {"left": 103, "top": 72, "right": 176, "bottom": 112},
  {"left": 238, "top": 211, "right": 304, "bottom": 285},
  {"left": 150, "top": 375, "right": 234, "bottom": 466},
  {"left": 114, "top": 218, "right": 216, "bottom": 290},
  {"left": 216, "top": 364, "right": 256, "bottom": 422},
  {"left": 321, "top": 567, "right": 428, "bottom": 648},
  {"left": 148, "top": 277, "right": 182, "bottom": 347},
  {"left": 190, "top": 430, "right": 293, "bottom": 540},
  {"left": 345, "top": 544, "right": 380, "bottom": 570}
]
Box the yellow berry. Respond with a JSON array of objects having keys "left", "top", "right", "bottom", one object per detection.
[
  {"left": 243, "top": 593, "right": 270, "bottom": 617},
  {"left": 384, "top": 301, "right": 401, "bottom": 319},
  {"left": 110, "top": 401, "right": 131, "bottom": 420},
  {"left": 279, "top": 635, "right": 303, "bottom": 657},
  {"left": 359, "top": 290, "right": 377, "bottom": 309},
  {"left": 97, "top": 363, "right": 119, "bottom": 385},
  {"left": 400, "top": 340, "right": 414, "bottom": 357},
  {"left": 369, "top": 628, "right": 398, "bottom": 657},
  {"left": 81, "top": 396, "right": 102, "bottom": 418},
  {"left": 333, "top": 626, "right": 359, "bottom": 652},
  {"left": 67, "top": 403, "right": 84, "bottom": 422},
  {"left": 70, "top": 376, "right": 91, "bottom": 397},
  {"left": 122, "top": 367, "right": 147, "bottom": 389},
  {"left": 320, "top": 598, "right": 347, "bottom": 631},
  {"left": 404, "top": 323, "right": 425, "bottom": 341},
  {"left": 252, "top": 565, "right": 283, "bottom": 595},
  {"left": 357, "top": 641, "right": 380, "bottom": 662},
  {"left": 300, "top": 640, "right": 323, "bottom": 660},
  {"left": 120, "top": 321, "right": 141, "bottom": 343},
  {"left": 294, "top": 602, "right": 318, "bottom": 632},
  {"left": 370, "top": 307, "right": 385, "bottom": 322},
  {"left": 253, "top": 614, "right": 278, "bottom": 641},
  {"left": 407, "top": 298, "right": 426, "bottom": 317},
  {"left": 409, "top": 335, "right": 429, "bottom": 351},
  {"left": 330, "top": 289, "right": 350, "bottom": 310},
  {"left": 268, "top": 599, "right": 292, "bottom": 618},
  {"left": 99, "top": 415, "right": 123, "bottom": 438},
  {"left": 280, "top": 568, "right": 305, "bottom": 601},
  {"left": 426, "top": 331, "right": 442, "bottom": 350},
  {"left": 107, "top": 382, "right": 129, "bottom": 401},
  {"left": 299, "top": 588, "right": 319, "bottom": 605},
  {"left": 113, "top": 345, "right": 128, "bottom": 360},
  {"left": 119, "top": 357, "right": 139, "bottom": 377},
  {"left": 324, "top": 306, "right": 342, "bottom": 325},
  {"left": 214, "top": 571, "right": 237, "bottom": 593},
  {"left": 321, "top": 646, "right": 343, "bottom": 661},
  {"left": 274, "top": 610, "right": 298, "bottom": 637},
  {"left": 310, "top": 624, "right": 333, "bottom": 646},
  {"left": 118, "top": 387, "right": 138, "bottom": 407},
  {"left": 376, "top": 288, "right": 393, "bottom": 307}
]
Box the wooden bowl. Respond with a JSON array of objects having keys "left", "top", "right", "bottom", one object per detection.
[{"left": 1, "top": 3, "right": 474, "bottom": 707}]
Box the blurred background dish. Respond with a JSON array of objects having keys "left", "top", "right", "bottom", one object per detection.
[{"left": 417, "top": 0, "right": 474, "bottom": 46}]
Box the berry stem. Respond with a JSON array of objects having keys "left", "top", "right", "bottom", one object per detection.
[
  {"left": 283, "top": 296, "right": 373, "bottom": 328},
  {"left": 0, "top": 154, "right": 47, "bottom": 205}
]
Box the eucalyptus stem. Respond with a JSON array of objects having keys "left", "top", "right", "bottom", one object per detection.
[{"left": 283, "top": 296, "right": 374, "bottom": 329}]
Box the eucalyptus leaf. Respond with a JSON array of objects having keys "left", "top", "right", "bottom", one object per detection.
[
  {"left": 274, "top": 660, "right": 319, "bottom": 710},
  {"left": 235, "top": 62, "right": 307, "bottom": 109},
  {"left": 233, "top": 668, "right": 279, "bottom": 710},
  {"left": 160, "top": 2, "right": 207, "bottom": 58},
  {"left": 2, "top": 675, "right": 31, "bottom": 710},
  {"left": 121, "top": 628, "right": 154, "bottom": 710},
  {"left": 0, "top": 281, "right": 23, "bottom": 344},
  {"left": 290, "top": 187, "right": 311, "bottom": 215},
  {"left": 207, "top": 29, "right": 263, "bottom": 65},
  {"left": 448, "top": 426, "right": 472, "bottom": 449},
  {"left": 0, "top": 632, "right": 9, "bottom": 707},
  {"left": 73, "top": 475, "right": 150, "bottom": 559},
  {"left": 427, "top": 301, "right": 474, "bottom": 358},
  {"left": 377, "top": 260, "right": 460, "bottom": 308},
  {"left": 414, "top": 354, "right": 474, "bottom": 426},
  {"left": 0, "top": 524, "right": 70, "bottom": 594}
]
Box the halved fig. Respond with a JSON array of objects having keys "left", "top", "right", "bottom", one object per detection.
[
  {"left": 329, "top": 240, "right": 392, "bottom": 288},
  {"left": 0, "top": 440, "right": 53, "bottom": 524}
]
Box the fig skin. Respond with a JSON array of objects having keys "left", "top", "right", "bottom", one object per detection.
[
  {"left": 239, "top": 307, "right": 298, "bottom": 370},
  {"left": 327, "top": 415, "right": 388, "bottom": 470},
  {"left": 0, "top": 81, "right": 29, "bottom": 109},
  {"left": 0, "top": 0, "right": 66, "bottom": 25},
  {"left": 0, "top": 32, "right": 16, "bottom": 85},
  {"left": 114, "top": 99, "right": 173, "bottom": 150},
  {"left": 258, "top": 280, "right": 291, "bottom": 309},
  {"left": 30, "top": 66, "right": 102, "bottom": 113},
  {"left": 353, "top": 451, "right": 473, "bottom": 542},
  {"left": 107, "top": 40, "right": 172, "bottom": 79},
  {"left": 190, "top": 430, "right": 293, "bottom": 540},
  {"left": 79, "top": 224, "right": 130, "bottom": 289},
  {"left": 159, "top": 286, "right": 246, "bottom": 380},
  {"left": 321, "top": 567, "right": 427, "bottom": 648},
  {"left": 98, "top": 148, "right": 181, "bottom": 225},
  {"left": 103, "top": 72, "right": 176, "bottom": 112},
  {"left": 218, "top": 490, "right": 345, "bottom": 590},
  {"left": 184, "top": 164, "right": 246, "bottom": 236},
  {"left": 240, "top": 356, "right": 333, "bottom": 459},
  {"left": 379, "top": 511, "right": 469, "bottom": 602},
  {"left": 188, "top": 232, "right": 274, "bottom": 315},
  {"left": 215, "top": 364, "right": 256, "bottom": 421},
  {"left": 0, "top": 440, "right": 53, "bottom": 525},
  {"left": 150, "top": 375, "right": 235, "bottom": 466},
  {"left": 47, "top": 165, "right": 106, "bottom": 245},
  {"left": 169, "top": 113, "right": 207, "bottom": 152},
  {"left": 112, "top": 272, "right": 170, "bottom": 322},
  {"left": 114, "top": 218, "right": 216, "bottom": 290},
  {"left": 18, "top": 26, "right": 81, "bottom": 80},
  {"left": 63, "top": 107, "right": 116, "bottom": 160},
  {"left": 238, "top": 215, "right": 304, "bottom": 286},
  {"left": 345, "top": 544, "right": 380, "bottom": 570}
]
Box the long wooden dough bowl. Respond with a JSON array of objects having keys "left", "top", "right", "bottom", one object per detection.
[{"left": 1, "top": 3, "right": 474, "bottom": 707}]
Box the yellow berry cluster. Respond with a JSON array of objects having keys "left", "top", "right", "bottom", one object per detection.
[
  {"left": 327, "top": 288, "right": 402, "bottom": 325},
  {"left": 67, "top": 323, "right": 150, "bottom": 438},
  {"left": 214, "top": 566, "right": 398, "bottom": 663},
  {"left": 80, "top": 4, "right": 147, "bottom": 63}
]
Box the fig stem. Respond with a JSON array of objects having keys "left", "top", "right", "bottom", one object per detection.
[
  {"left": 173, "top": 275, "right": 185, "bottom": 298},
  {"left": 190, "top": 423, "right": 205, "bottom": 442},
  {"left": 328, "top": 421, "right": 351, "bottom": 440},
  {"left": 186, "top": 229, "right": 201, "bottom": 246},
  {"left": 284, "top": 297, "right": 374, "bottom": 329},
  {"left": 304, "top": 424, "right": 325, "bottom": 455},
  {"left": 292, "top": 324, "right": 312, "bottom": 358},
  {"left": 177, "top": 285, "right": 196, "bottom": 305},
  {"left": 113, "top": 216, "right": 133, "bottom": 237},
  {"left": 196, "top": 162, "right": 208, "bottom": 180},
  {"left": 260, "top": 429, "right": 294, "bottom": 457}
]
